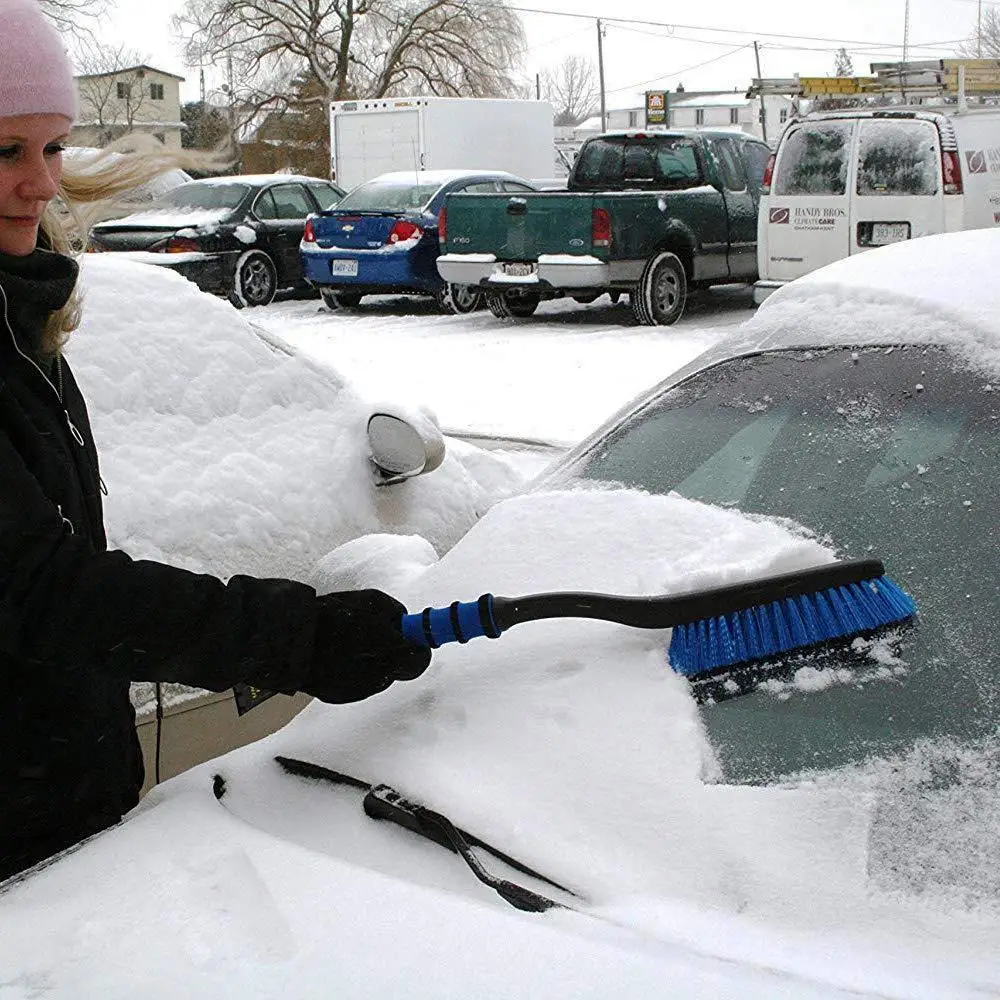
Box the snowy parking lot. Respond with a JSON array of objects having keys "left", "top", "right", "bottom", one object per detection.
[{"left": 252, "top": 286, "right": 755, "bottom": 450}]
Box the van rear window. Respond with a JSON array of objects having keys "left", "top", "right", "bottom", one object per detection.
[
  {"left": 857, "top": 121, "right": 939, "bottom": 196},
  {"left": 774, "top": 122, "right": 854, "bottom": 196}
]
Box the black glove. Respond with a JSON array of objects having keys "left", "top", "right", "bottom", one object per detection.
[{"left": 302, "top": 589, "right": 431, "bottom": 704}]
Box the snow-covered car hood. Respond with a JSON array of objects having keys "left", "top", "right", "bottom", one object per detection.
[
  {"left": 3, "top": 488, "right": 998, "bottom": 998},
  {"left": 70, "top": 256, "right": 526, "bottom": 579}
]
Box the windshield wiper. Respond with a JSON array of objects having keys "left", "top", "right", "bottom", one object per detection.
[{"left": 274, "top": 755, "right": 583, "bottom": 913}]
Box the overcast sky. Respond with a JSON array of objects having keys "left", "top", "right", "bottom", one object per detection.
[{"left": 91, "top": 0, "right": 986, "bottom": 108}]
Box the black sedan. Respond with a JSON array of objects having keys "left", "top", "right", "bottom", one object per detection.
[{"left": 88, "top": 174, "right": 345, "bottom": 307}]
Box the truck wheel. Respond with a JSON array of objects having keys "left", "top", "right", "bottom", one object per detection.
[
  {"left": 632, "top": 251, "right": 686, "bottom": 326},
  {"left": 321, "top": 289, "right": 363, "bottom": 310},
  {"left": 506, "top": 293, "right": 540, "bottom": 318},
  {"left": 438, "top": 283, "right": 483, "bottom": 314},
  {"left": 486, "top": 293, "right": 511, "bottom": 318}
]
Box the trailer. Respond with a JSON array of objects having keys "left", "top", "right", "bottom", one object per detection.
[{"left": 329, "top": 96, "right": 555, "bottom": 192}]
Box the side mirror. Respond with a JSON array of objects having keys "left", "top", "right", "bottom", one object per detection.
[{"left": 367, "top": 411, "right": 445, "bottom": 485}]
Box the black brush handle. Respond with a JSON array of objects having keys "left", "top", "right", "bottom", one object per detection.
[{"left": 399, "top": 558, "right": 884, "bottom": 648}]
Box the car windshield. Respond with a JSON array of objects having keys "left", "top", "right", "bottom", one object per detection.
[
  {"left": 556, "top": 346, "right": 1000, "bottom": 785},
  {"left": 155, "top": 182, "right": 249, "bottom": 211},
  {"left": 335, "top": 179, "right": 443, "bottom": 213}
]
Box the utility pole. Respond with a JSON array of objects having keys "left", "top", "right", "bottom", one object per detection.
[
  {"left": 979, "top": 0, "right": 984, "bottom": 58},
  {"left": 536, "top": 72, "right": 541, "bottom": 101},
  {"left": 596, "top": 18, "right": 607, "bottom": 131},
  {"left": 902, "top": 0, "right": 910, "bottom": 65},
  {"left": 753, "top": 41, "right": 768, "bottom": 144}
]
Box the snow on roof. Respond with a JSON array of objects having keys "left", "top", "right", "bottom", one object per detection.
[
  {"left": 671, "top": 93, "right": 750, "bottom": 109},
  {"left": 692, "top": 229, "right": 1000, "bottom": 381}
]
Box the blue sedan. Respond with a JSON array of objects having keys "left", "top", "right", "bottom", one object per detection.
[{"left": 300, "top": 170, "right": 537, "bottom": 313}]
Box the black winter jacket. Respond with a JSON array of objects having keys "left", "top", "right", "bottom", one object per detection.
[{"left": 0, "top": 251, "right": 325, "bottom": 879}]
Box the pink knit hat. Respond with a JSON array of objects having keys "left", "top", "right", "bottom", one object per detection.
[{"left": 0, "top": 0, "right": 77, "bottom": 121}]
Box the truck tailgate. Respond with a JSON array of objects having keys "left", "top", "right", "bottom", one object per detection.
[{"left": 443, "top": 192, "right": 598, "bottom": 260}]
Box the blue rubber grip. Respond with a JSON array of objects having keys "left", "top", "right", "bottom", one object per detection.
[{"left": 399, "top": 596, "right": 499, "bottom": 648}]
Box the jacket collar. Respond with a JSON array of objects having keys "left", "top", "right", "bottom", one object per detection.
[{"left": 0, "top": 249, "right": 78, "bottom": 358}]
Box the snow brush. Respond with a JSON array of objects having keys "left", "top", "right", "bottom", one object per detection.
[{"left": 399, "top": 558, "right": 916, "bottom": 679}]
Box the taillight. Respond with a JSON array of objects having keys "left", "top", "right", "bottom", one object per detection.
[
  {"left": 761, "top": 153, "right": 776, "bottom": 195},
  {"left": 150, "top": 235, "right": 201, "bottom": 254},
  {"left": 942, "top": 149, "right": 963, "bottom": 195},
  {"left": 388, "top": 220, "right": 422, "bottom": 244},
  {"left": 438, "top": 206, "right": 447, "bottom": 243},
  {"left": 302, "top": 217, "right": 316, "bottom": 242},
  {"left": 592, "top": 208, "right": 611, "bottom": 248}
]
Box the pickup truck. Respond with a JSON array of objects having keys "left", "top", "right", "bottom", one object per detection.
[{"left": 436, "top": 129, "right": 772, "bottom": 325}]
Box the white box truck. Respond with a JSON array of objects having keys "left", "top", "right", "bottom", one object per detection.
[{"left": 329, "top": 96, "right": 555, "bottom": 192}]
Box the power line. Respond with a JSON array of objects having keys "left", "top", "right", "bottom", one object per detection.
[
  {"left": 607, "top": 44, "right": 752, "bottom": 95},
  {"left": 504, "top": 3, "right": 944, "bottom": 50}
]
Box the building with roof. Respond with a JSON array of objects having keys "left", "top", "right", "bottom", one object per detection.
[{"left": 73, "top": 65, "right": 185, "bottom": 150}]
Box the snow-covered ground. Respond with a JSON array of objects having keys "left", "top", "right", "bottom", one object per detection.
[{"left": 252, "top": 287, "right": 752, "bottom": 446}]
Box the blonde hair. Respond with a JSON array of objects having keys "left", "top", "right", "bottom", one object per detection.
[{"left": 39, "top": 134, "right": 232, "bottom": 354}]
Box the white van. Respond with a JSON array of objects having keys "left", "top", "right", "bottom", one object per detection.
[{"left": 755, "top": 108, "right": 1000, "bottom": 302}]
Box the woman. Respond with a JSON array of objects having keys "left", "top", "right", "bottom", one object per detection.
[{"left": 0, "top": 0, "right": 431, "bottom": 881}]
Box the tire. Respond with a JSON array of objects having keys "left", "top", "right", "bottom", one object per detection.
[
  {"left": 486, "top": 292, "right": 511, "bottom": 318},
  {"left": 632, "top": 251, "right": 687, "bottom": 326},
  {"left": 438, "top": 283, "right": 483, "bottom": 314},
  {"left": 233, "top": 251, "right": 277, "bottom": 308},
  {"left": 505, "top": 293, "right": 540, "bottom": 318},
  {"left": 321, "top": 289, "right": 363, "bottom": 310}
]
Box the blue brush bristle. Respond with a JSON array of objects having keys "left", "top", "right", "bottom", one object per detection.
[{"left": 667, "top": 575, "right": 917, "bottom": 679}]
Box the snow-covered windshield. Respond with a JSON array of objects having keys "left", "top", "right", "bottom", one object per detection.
[
  {"left": 774, "top": 121, "right": 854, "bottom": 196},
  {"left": 157, "top": 182, "right": 249, "bottom": 211},
  {"left": 336, "top": 179, "right": 443, "bottom": 213},
  {"left": 557, "top": 346, "right": 1000, "bottom": 784}
]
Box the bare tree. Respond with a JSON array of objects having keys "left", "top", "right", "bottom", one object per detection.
[
  {"left": 173, "top": 0, "right": 525, "bottom": 128},
  {"left": 541, "top": 55, "right": 597, "bottom": 126},
  {"left": 833, "top": 47, "right": 854, "bottom": 77},
  {"left": 74, "top": 43, "right": 152, "bottom": 146},
  {"left": 959, "top": 7, "right": 1000, "bottom": 57},
  {"left": 39, "top": 0, "right": 105, "bottom": 42}
]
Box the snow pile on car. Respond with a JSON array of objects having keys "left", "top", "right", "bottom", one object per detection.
[
  {"left": 740, "top": 228, "right": 1000, "bottom": 373},
  {"left": 69, "top": 256, "right": 526, "bottom": 582}
]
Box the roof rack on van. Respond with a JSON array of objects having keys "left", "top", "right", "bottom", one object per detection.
[{"left": 748, "top": 58, "right": 1000, "bottom": 108}]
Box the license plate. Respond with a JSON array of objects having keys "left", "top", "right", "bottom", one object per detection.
[
  {"left": 501, "top": 262, "right": 536, "bottom": 277},
  {"left": 331, "top": 259, "right": 358, "bottom": 276},
  {"left": 871, "top": 223, "right": 910, "bottom": 245}
]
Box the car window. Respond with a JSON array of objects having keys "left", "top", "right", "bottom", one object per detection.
[
  {"left": 459, "top": 182, "right": 500, "bottom": 193},
  {"left": 336, "top": 179, "right": 443, "bottom": 213},
  {"left": 651, "top": 137, "right": 701, "bottom": 186},
  {"left": 501, "top": 181, "right": 535, "bottom": 192},
  {"left": 574, "top": 136, "right": 701, "bottom": 188},
  {"left": 574, "top": 138, "right": 625, "bottom": 185},
  {"left": 708, "top": 137, "right": 746, "bottom": 192},
  {"left": 157, "top": 182, "right": 249, "bottom": 211},
  {"left": 744, "top": 142, "right": 772, "bottom": 189},
  {"left": 307, "top": 182, "right": 343, "bottom": 209},
  {"left": 269, "top": 184, "right": 313, "bottom": 220},
  {"left": 559, "top": 345, "right": 1000, "bottom": 785},
  {"left": 253, "top": 190, "right": 279, "bottom": 220},
  {"left": 774, "top": 121, "right": 855, "bottom": 196},
  {"left": 857, "top": 120, "right": 940, "bottom": 196}
]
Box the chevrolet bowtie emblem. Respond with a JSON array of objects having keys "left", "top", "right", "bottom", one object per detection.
[{"left": 342, "top": 224, "right": 354, "bottom": 232}]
